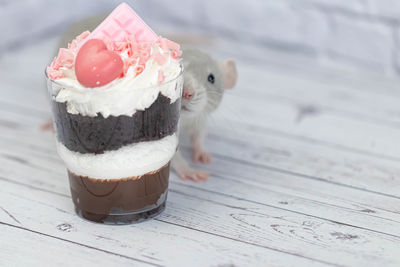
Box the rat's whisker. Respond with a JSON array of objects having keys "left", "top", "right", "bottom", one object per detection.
[
  {"left": 208, "top": 90, "right": 223, "bottom": 94},
  {"left": 206, "top": 90, "right": 222, "bottom": 94},
  {"left": 207, "top": 91, "right": 223, "bottom": 97}
]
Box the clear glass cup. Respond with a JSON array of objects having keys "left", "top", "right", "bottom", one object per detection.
[{"left": 46, "top": 66, "right": 183, "bottom": 224}]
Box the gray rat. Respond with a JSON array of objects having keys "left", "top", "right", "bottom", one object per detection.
[{"left": 172, "top": 49, "right": 238, "bottom": 182}]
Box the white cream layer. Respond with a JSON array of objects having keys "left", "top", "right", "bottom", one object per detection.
[
  {"left": 57, "top": 134, "right": 177, "bottom": 180},
  {"left": 52, "top": 56, "right": 182, "bottom": 118}
]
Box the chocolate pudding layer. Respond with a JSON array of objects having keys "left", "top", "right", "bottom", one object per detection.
[
  {"left": 52, "top": 93, "right": 180, "bottom": 154},
  {"left": 68, "top": 163, "right": 170, "bottom": 224}
]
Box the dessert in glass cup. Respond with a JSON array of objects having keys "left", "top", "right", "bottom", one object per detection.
[{"left": 45, "top": 3, "right": 183, "bottom": 224}]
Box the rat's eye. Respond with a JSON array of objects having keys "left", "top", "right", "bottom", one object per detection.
[{"left": 207, "top": 73, "right": 215, "bottom": 84}]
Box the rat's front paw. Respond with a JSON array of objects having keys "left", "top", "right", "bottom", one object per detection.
[
  {"left": 178, "top": 168, "right": 209, "bottom": 182},
  {"left": 193, "top": 149, "right": 212, "bottom": 164}
]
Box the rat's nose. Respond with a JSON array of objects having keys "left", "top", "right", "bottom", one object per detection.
[
  {"left": 183, "top": 85, "right": 195, "bottom": 100},
  {"left": 183, "top": 91, "right": 194, "bottom": 100}
]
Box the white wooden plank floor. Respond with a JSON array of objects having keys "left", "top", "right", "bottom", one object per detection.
[{"left": 1, "top": 35, "right": 400, "bottom": 267}]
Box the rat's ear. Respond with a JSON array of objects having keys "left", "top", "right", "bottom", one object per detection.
[{"left": 219, "top": 59, "right": 237, "bottom": 89}]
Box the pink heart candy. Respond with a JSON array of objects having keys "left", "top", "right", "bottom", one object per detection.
[{"left": 75, "top": 39, "right": 123, "bottom": 88}]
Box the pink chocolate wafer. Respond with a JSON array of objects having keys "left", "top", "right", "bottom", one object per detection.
[{"left": 89, "top": 3, "right": 157, "bottom": 43}]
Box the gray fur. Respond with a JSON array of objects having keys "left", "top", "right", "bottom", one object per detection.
[{"left": 171, "top": 48, "right": 237, "bottom": 182}]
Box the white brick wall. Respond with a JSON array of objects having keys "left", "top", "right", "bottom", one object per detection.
[
  {"left": 367, "top": 0, "right": 400, "bottom": 21},
  {"left": 204, "top": 1, "right": 328, "bottom": 51},
  {"left": 1, "top": 0, "right": 399, "bottom": 76},
  {"left": 0, "top": 0, "right": 116, "bottom": 49},
  {"left": 295, "top": 0, "right": 367, "bottom": 13},
  {"left": 327, "top": 15, "right": 393, "bottom": 71}
]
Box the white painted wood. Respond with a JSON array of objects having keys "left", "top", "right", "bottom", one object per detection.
[
  {"left": 205, "top": 121, "right": 400, "bottom": 197},
  {"left": 0, "top": 181, "right": 325, "bottom": 267},
  {"left": 2, "top": 118, "right": 400, "bottom": 236},
  {"left": 1, "top": 121, "right": 400, "bottom": 266},
  {"left": 213, "top": 92, "right": 400, "bottom": 160},
  {"left": 0, "top": 224, "right": 151, "bottom": 267},
  {"left": 235, "top": 65, "right": 400, "bottom": 125},
  {"left": 2, "top": 175, "right": 400, "bottom": 267}
]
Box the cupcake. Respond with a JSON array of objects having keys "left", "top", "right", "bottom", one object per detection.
[{"left": 46, "top": 3, "right": 183, "bottom": 224}]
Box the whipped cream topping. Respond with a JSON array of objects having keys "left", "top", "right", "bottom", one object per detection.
[
  {"left": 57, "top": 134, "right": 177, "bottom": 179},
  {"left": 52, "top": 56, "right": 182, "bottom": 118}
]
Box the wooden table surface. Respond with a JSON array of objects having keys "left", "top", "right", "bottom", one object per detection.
[{"left": 1, "top": 35, "right": 400, "bottom": 267}]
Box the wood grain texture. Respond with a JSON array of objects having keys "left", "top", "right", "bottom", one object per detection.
[
  {"left": 2, "top": 36, "right": 400, "bottom": 266},
  {"left": 0, "top": 224, "right": 154, "bottom": 267},
  {"left": 0, "top": 181, "right": 325, "bottom": 267},
  {"left": 1, "top": 123, "right": 400, "bottom": 266}
]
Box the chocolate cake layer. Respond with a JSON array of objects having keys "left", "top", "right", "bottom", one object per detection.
[
  {"left": 68, "top": 163, "right": 170, "bottom": 223},
  {"left": 52, "top": 93, "right": 180, "bottom": 154}
]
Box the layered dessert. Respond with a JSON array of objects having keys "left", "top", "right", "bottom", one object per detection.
[{"left": 46, "top": 3, "right": 183, "bottom": 224}]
